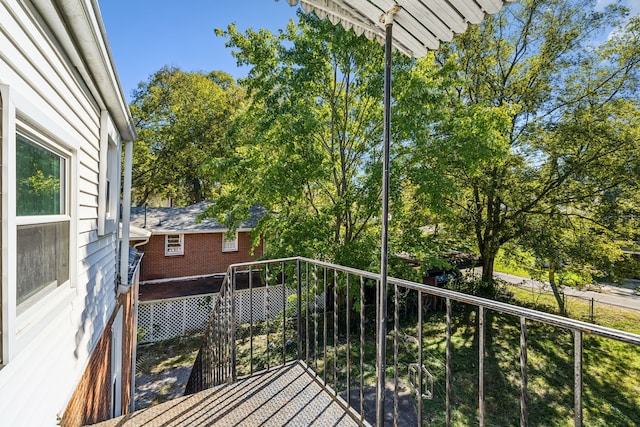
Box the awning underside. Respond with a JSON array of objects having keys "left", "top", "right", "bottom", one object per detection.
[{"left": 283, "top": 0, "right": 512, "bottom": 57}]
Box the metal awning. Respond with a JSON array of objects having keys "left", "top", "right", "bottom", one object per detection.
[{"left": 283, "top": 0, "right": 512, "bottom": 57}]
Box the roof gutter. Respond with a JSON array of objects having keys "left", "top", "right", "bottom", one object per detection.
[{"left": 31, "top": 0, "right": 136, "bottom": 141}]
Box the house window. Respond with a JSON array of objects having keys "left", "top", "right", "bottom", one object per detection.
[
  {"left": 165, "top": 234, "right": 184, "bottom": 256},
  {"left": 98, "top": 112, "right": 120, "bottom": 235},
  {"left": 16, "top": 133, "right": 70, "bottom": 313},
  {"left": 222, "top": 232, "right": 238, "bottom": 252}
]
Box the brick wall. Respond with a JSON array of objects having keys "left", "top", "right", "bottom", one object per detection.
[
  {"left": 139, "top": 231, "right": 263, "bottom": 281},
  {"left": 60, "top": 287, "right": 136, "bottom": 427}
]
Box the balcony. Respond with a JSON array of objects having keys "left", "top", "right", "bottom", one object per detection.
[{"left": 96, "top": 257, "right": 640, "bottom": 427}]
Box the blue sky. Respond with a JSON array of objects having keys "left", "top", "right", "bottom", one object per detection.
[
  {"left": 99, "top": 1, "right": 298, "bottom": 102},
  {"left": 99, "top": 0, "right": 639, "bottom": 103}
]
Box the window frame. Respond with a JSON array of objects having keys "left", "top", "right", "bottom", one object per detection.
[
  {"left": 1, "top": 84, "right": 79, "bottom": 364},
  {"left": 15, "top": 131, "right": 72, "bottom": 315},
  {"left": 165, "top": 234, "right": 184, "bottom": 256},
  {"left": 222, "top": 231, "right": 239, "bottom": 253},
  {"left": 98, "top": 111, "right": 120, "bottom": 236}
]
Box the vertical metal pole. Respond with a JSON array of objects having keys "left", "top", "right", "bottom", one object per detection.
[
  {"left": 446, "top": 298, "right": 452, "bottom": 427},
  {"left": 393, "top": 284, "right": 399, "bottom": 425},
  {"left": 334, "top": 269, "right": 339, "bottom": 391},
  {"left": 574, "top": 330, "right": 583, "bottom": 427},
  {"left": 231, "top": 267, "right": 237, "bottom": 382},
  {"left": 314, "top": 265, "right": 319, "bottom": 372},
  {"left": 266, "top": 263, "right": 271, "bottom": 370},
  {"left": 360, "top": 276, "right": 366, "bottom": 423},
  {"left": 297, "top": 259, "right": 302, "bottom": 361},
  {"left": 250, "top": 264, "right": 254, "bottom": 375},
  {"left": 417, "top": 291, "right": 424, "bottom": 426},
  {"left": 520, "top": 317, "right": 528, "bottom": 427},
  {"left": 346, "top": 273, "right": 351, "bottom": 406},
  {"left": 479, "top": 306, "right": 485, "bottom": 427},
  {"left": 324, "top": 267, "right": 328, "bottom": 385},
  {"left": 306, "top": 263, "right": 310, "bottom": 365},
  {"left": 376, "top": 13, "right": 394, "bottom": 427},
  {"left": 282, "top": 261, "right": 287, "bottom": 365}
]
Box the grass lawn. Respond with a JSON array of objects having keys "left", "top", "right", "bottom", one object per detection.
[
  {"left": 233, "top": 292, "right": 640, "bottom": 426},
  {"left": 136, "top": 287, "right": 640, "bottom": 425},
  {"left": 135, "top": 334, "right": 201, "bottom": 408}
]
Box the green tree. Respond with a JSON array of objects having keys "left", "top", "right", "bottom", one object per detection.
[
  {"left": 208, "top": 13, "right": 414, "bottom": 269},
  {"left": 130, "top": 67, "right": 244, "bottom": 206},
  {"left": 401, "top": 0, "right": 640, "bottom": 293}
]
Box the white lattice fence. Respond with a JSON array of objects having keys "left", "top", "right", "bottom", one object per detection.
[
  {"left": 138, "top": 285, "right": 326, "bottom": 344},
  {"left": 138, "top": 294, "right": 215, "bottom": 344}
]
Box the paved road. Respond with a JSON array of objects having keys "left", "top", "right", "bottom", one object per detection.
[{"left": 492, "top": 271, "right": 640, "bottom": 311}]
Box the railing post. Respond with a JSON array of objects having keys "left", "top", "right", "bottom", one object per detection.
[
  {"left": 306, "top": 263, "right": 310, "bottom": 365},
  {"left": 393, "top": 283, "right": 399, "bottom": 425},
  {"left": 313, "top": 265, "right": 318, "bottom": 372},
  {"left": 297, "top": 259, "right": 302, "bottom": 361},
  {"left": 479, "top": 306, "right": 485, "bottom": 427},
  {"left": 282, "top": 261, "right": 287, "bottom": 365},
  {"left": 346, "top": 273, "right": 351, "bottom": 406},
  {"left": 266, "top": 263, "right": 271, "bottom": 369},
  {"left": 574, "top": 330, "right": 583, "bottom": 427},
  {"left": 446, "top": 298, "right": 452, "bottom": 427},
  {"left": 324, "top": 267, "right": 329, "bottom": 386},
  {"left": 249, "top": 264, "right": 254, "bottom": 375},
  {"left": 333, "top": 269, "right": 338, "bottom": 391},
  {"left": 520, "top": 317, "right": 528, "bottom": 427},
  {"left": 231, "top": 267, "right": 237, "bottom": 382},
  {"left": 360, "top": 276, "right": 366, "bottom": 423},
  {"left": 417, "top": 291, "right": 424, "bottom": 426}
]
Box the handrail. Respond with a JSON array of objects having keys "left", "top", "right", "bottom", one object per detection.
[
  {"left": 228, "top": 257, "right": 640, "bottom": 346},
  {"left": 186, "top": 257, "right": 640, "bottom": 427},
  {"left": 184, "top": 270, "right": 234, "bottom": 394}
]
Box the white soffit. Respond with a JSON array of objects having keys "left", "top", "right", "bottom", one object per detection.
[{"left": 282, "top": 0, "right": 512, "bottom": 57}]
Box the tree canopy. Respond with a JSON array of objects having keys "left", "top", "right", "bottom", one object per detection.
[
  {"left": 208, "top": 13, "right": 414, "bottom": 269},
  {"left": 398, "top": 0, "right": 640, "bottom": 291},
  {"left": 130, "top": 67, "right": 244, "bottom": 206},
  {"left": 130, "top": 2, "right": 640, "bottom": 300}
]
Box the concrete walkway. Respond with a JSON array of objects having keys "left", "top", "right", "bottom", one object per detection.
[{"left": 492, "top": 271, "right": 640, "bottom": 311}]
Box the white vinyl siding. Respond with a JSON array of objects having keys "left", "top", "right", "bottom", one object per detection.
[{"left": 0, "top": 1, "right": 127, "bottom": 425}]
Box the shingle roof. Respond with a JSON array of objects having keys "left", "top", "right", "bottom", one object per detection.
[{"left": 130, "top": 201, "right": 265, "bottom": 234}]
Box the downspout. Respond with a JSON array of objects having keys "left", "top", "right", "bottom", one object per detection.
[
  {"left": 120, "top": 139, "right": 133, "bottom": 286},
  {"left": 129, "top": 254, "right": 142, "bottom": 413},
  {"left": 120, "top": 139, "right": 134, "bottom": 412}
]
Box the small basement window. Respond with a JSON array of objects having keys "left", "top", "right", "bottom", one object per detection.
[
  {"left": 222, "top": 232, "right": 238, "bottom": 252},
  {"left": 165, "top": 234, "right": 184, "bottom": 256}
]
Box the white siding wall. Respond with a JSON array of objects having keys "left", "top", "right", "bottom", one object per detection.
[{"left": 0, "top": 0, "right": 121, "bottom": 425}]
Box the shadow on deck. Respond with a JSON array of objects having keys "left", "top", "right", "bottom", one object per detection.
[{"left": 91, "top": 362, "right": 366, "bottom": 427}]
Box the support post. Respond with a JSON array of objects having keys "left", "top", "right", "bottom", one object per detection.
[{"left": 376, "top": 7, "right": 399, "bottom": 426}]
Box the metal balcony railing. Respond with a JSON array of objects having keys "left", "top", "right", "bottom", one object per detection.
[{"left": 185, "top": 257, "right": 640, "bottom": 427}]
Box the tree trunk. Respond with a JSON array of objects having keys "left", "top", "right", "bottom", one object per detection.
[
  {"left": 548, "top": 264, "right": 566, "bottom": 316},
  {"left": 481, "top": 253, "right": 495, "bottom": 283}
]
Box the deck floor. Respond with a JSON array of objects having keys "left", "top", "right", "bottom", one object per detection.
[{"left": 91, "top": 362, "right": 363, "bottom": 427}]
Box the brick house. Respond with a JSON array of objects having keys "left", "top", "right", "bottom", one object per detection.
[
  {"left": 0, "top": 1, "right": 139, "bottom": 426},
  {"left": 130, "top": 202, "right": 265, "bottom": 282}
]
